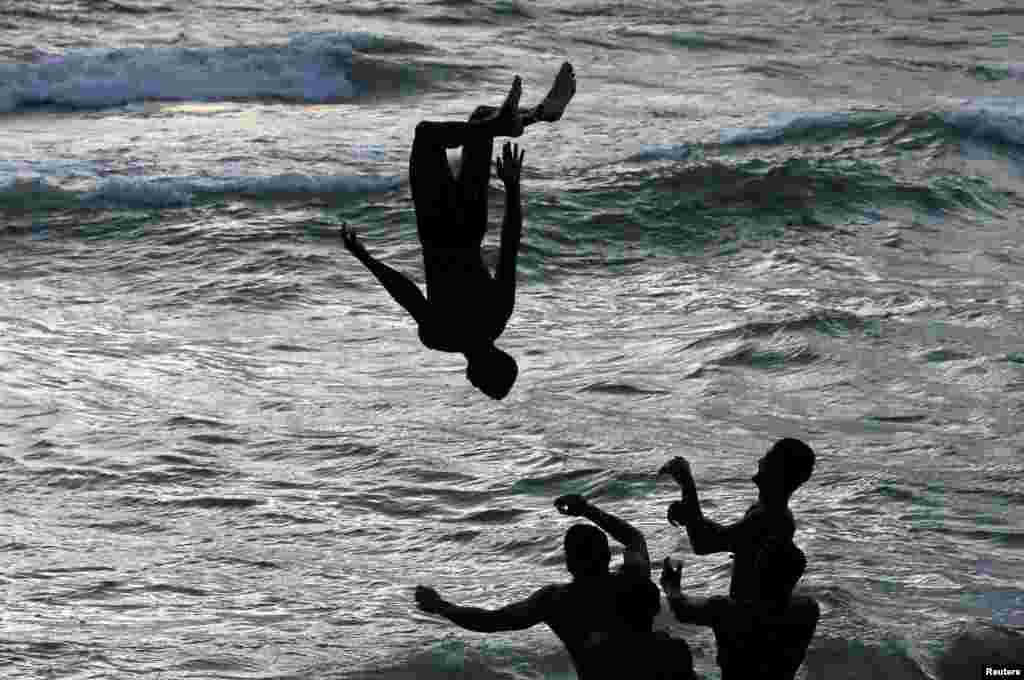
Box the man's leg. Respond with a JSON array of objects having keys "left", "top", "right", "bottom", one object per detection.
[
  {"left": 452, "top": 63, "right": 575, "bottom": 241},
  {"left": 454, "top": 106, "right": 500, "bottom": 245},
  {"left": 409, "top": 77, "right": 522, "bottom": 246},
  {"left": 409, "top": 122, "right": 459, "bottom": 246},
  {"left": 467, "top": 62, "right": 576, "bottom": 126},
  {"left": 466, "top": 104, "right": 543, "bottom": 128},
  {"left": 454, "top": 103, "right": 547, "bottom": 234},
  {"left": 468, "top": 62, "right": 581, "bottom": 124}
]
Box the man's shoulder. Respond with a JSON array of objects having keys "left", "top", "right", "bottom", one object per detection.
[
  {"left": 615, "top": 557, "right": 652, "bottom": 581},
  {"left": 744, "top": 502, "right": 796, "bottom": 532},
  {"left": 705, "top": 595, "right": 734, "bottom": 618},
  {"left": 531, "top": 582, "right": 575, "bottom": 620},
  {"left": 534, "top": 582, "right": 569, "bottom": 603}
]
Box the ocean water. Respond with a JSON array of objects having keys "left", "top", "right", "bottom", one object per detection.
[{"left": 2, "top": 0, "right": 1023, "bottom": 678}]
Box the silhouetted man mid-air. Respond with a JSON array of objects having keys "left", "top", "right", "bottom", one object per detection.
[{"left": 341, "top": 64, "right": 576, "bottom": 399}]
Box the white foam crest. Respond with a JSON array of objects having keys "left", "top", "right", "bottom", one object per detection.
[
  {"left": 84, "top": 172, "right": 402, "bottom": 208},
  {"left": 0, "top": 170, "right": 400, "bottom": 208},
  {"left": 0, "top": 159, "right": 106, "bottom": 179},
  {"left": 626, "top": 144, "right": 693, "bottom": 162},
  {"left": 0, "top": 31, "right": 379, "bottom": 113},
  {"left": 86, "top": 177, "right": 195, "bottom": 208},
  {"left": 719, "top": 112, "right": 854, "bottom": 145},
  {"left": 0, "top": 175, "right": 52, "bottom": 193},
  {"left": 945, "top": 97, "right": 1024, "bottom": 148}
]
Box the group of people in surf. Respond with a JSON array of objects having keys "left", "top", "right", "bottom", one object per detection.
[
  {"left": 416, "top": 440, "right": 819, "bottom": 680},
  {"left": 339, "top": 64, "right": 820, "bottom": 678}
]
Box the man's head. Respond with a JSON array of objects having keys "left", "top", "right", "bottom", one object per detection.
[
  {"left": 752, "top": 438, "right": 815, "bottom": 504},
  {"left": 564, "top": 524, "right": 611, "bottom": 579},
  {"left": 465, "top": 344, "right": 518, "bottom": 400},
  {"left": 752, "top": 539, "right": 806, "bottom": 605}
]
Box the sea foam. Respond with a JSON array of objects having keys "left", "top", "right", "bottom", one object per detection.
[
  {"left": 945, "top": 97, "right": 1024, "bottom": 149},
  {"left": 0, "top": 170, "right": 401, "bottom": 209},
  {"left": 714, "top": 102, "right": 1024, "bottom": 151},
  {"left": 0, "top": 32, "right": 380, "bottom": 114},
  {"left": 719, "top": 111, "right": 862, "bottom": 145}
]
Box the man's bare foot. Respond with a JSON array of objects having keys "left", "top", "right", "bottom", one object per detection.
[
  {"left": 534, "top": 62, "right": 575, "bottom": 123},
  {"left": 492, "top": 75, "right": 524, "bottom": 138}
]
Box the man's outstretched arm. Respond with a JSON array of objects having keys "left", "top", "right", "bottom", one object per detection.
[
  {"left": 554, "top": 495, "right": 650, "bottom": 567},
  {"left": 495, "top": 143, "right": 524, "bottom": 320},
  {"left": 341, "top": 224, "right": 429, "bottom": 325},
  {"left": 415, "top": 585, "right": 550, "bottom": 633}
]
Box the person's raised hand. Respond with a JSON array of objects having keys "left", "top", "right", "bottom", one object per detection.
[
  {"left": 495, "top": 141, "right": 525, "bottom": 187},
  {"left": 659, "top": 556, "right": 683, "bottom": 595},
  {"left": 666, "top": 500, "right": 696, "bottom": 528},
  {"left": 658, "top": 457, "right": 694, "bottom": 487},
  {"left": 554, "top": 494, "right": 590, "bottom": 516},
  {"left": 340, "top": 222, "right": 368, "bottom": 258},
  {"left": 414, "top": 585, "right": 446, "bottom": 614}
]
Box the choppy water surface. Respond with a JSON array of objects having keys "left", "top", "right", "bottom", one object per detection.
[{"left": 2, "top": 0, "right": 1023, "bottom": 678}]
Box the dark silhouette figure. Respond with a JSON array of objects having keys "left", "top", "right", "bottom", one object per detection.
[
  {"left": 657, "top": 439, "right": 819, "bottom": 679},
  {"left": 589, "top": 573, "right": 699, "bottom": 680},
  {"left": 340, "top": 63, "right": 576, "bottom": 400},
  {"left": 660, "top": 540, "right": 820, "bottom": 680},
  {"left": 658, "top": 438, "right": 816, "bottom": 601},
  {"left": 414, "top": 493, "right": 695, "bottom": 680}
]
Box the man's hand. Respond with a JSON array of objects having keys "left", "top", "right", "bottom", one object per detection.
[
  {"left": 495, "top": 141, "right": 524, "bottom": 187},
  {"left": 415, "top": 585, "right": 447, "bottom": 615},
  {"left": 659, "top": 556, "right": 683, "bottom": 596},
  {"left": 340, "top": 222, "right": 369, "bottom": 259},
  {"left": 666, "top": 500, "right": 697, "bottom": 528},
  {"left": 660, "top": 457, "right": 698, "bottom": 527},
  {"left": 658, "top": 457, "right": 694, "bottom": 487},
  {"left": 554, "top": 494, "right": 590, "bottom": 517}
]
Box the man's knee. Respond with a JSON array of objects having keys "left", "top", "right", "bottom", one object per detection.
[
  {"left": 415, "top": 121, "right": 449, "bottom": 150},
  {"left": 414, "top": 121, "right": 431, "bottom": 142},
  {"left": 469, "top": 105, "right": 492, "bottom": 122}
]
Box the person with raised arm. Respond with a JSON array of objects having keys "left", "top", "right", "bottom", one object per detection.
[
  {"left": 658, "top": 438, "right": 816, "bottom": 601},
  {"left": 659, "top": 541, "right": 820, "bottom": 680},
  {"left": 414, "top": 492, "right": 694, "bottom": 679},
  {"left": 657, "top": 439, "right": 819, "bottom": 679}
]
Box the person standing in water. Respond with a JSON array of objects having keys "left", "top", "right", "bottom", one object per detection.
[
  {"left": 414, "top": 492, "right": 695, "bottom": 680},
  {"left": 658, "top": 439, "right": 819, "bottom": 679},
  {"left": 659, "top": 540, "right": 819, "bottom": 680},
  {"left": 659, "top": 438, "right": 816, "bottom": 601},
  {"left": 340, "top": 63, "right": 576, "bottom": 399}
]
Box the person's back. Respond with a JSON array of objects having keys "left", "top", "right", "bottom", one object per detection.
[
  {"left": 661, "top": 539, "right": 819, "bottom": 680},
  {"left": 542, "top": 507, "right": 696, "bottom": 680},
  {"left": 709, "top": 594, "right": 819, "bottom": 680},
  {"left": 414, "top": 495, "right": 678, "bottom": 680},
  {"left": 590, "top": 630, "right": 696, "bottom": 680},
  {"left": 539, "top": 572, "right": 624, "bottom": 678},
  {"left": 727, "top": 502, "right": 795, "bottom": 601},
  {"left": 582, "top": 570, "right": 697, "bottom": 680},
  {"left": 722, "top": 539, "right": 817, "bottom": 680}
]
